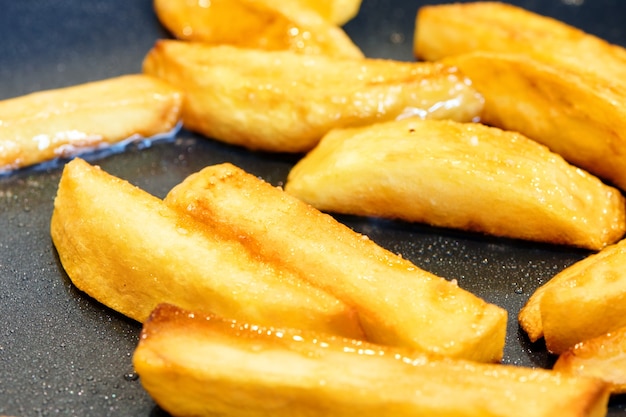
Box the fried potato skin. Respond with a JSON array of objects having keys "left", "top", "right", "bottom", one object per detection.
[
  {"left": 164, "top": 162, "right": 507, "bottom": 362},
  {"left": 50, "top": 158, "right": 363, "bottom": 339},
  {"left": 153, "top": 0, "right": 363, "bottom": 58},
  {"left": 142, "top": 40, "right": 484, "bottom": 153},
  {"left": 133, "top": 304, "right": 609, "bottom": 417},
  {"left": 285, "top": 118, "right": 626, "bottom": 250},
  {"left": 554, "top": 325, "right": 626, "bottom": 394},
  {"left": 0, "top": 74, "right": 181, "bottom": 173}
]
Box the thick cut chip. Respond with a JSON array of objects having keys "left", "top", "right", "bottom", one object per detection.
[
  {"left": 0, "top": 74, "right": 182, "bottom": 173},
  {"left": 133, "top": 303, "right": 609, "bottom": 417},
  {"left": 164, "top": 162, "right": 507, "bottom": 362},
  {"left": 413, "top": 2, "right": 626, "bottom": 191},
  {"left": 520, "top": 238, "right": 626, "bottom": 354},
  {"left": 153, "top": 0, "right": 363, "bottom": 58},
  {"left": 285, "top": 118, "right": 626, "bottom": 250},
  {"left": 50, "top": 158, "right": 363, "bottom": 339},
  {"left": 292, "top": 0, "right": 362, "bottom": 25},
  {"left": 413, "top": 1, "right": 626, "bottom": 80},
  {"left": 143, "top": 40, "right": 484, "bottom": 153},
  {"left": 554, "top": 325, "right": 626, "bottom": 394}
]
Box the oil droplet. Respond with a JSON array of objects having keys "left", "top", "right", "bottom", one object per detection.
[{"left": 124, "top": 372, "right": 139, "bottom": 381}]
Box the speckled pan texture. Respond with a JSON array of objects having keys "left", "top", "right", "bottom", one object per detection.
[{"left": 1, "top": 0, "right": 625, "bottom": 416}]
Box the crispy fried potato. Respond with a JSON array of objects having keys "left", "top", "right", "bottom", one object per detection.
[
  {"left": 440, "top": 52, "right": 626, "bottom": 191},
  {"left": 142, "top": 40, "right": 484, "bottom": 153},
  {"left": 0, "top": 74, "right": 181, "bottom": 173},
  {"left": 50, "top": 158, "right": 363, "bottom": 339},
  {"left": 292, "top": 0, "right": 362, "bottom": 25},
  {"left": 521, "top": 237, "right": 626, "bottom": 354},
  {"left": 285, "top": 118, "right": 626, "bottom": 250},
  {"left": 133, "top": 303, "right": 610, "bottom": 417},
  {"left": 414, "top": 2, "right": 626, "bottom": 80},
  {"left": 414, "top": 2, "right": 626, "bottom": 191},
  {"left": 153, "top": 0, "right": 363, "bottom": 58},
  {"left": 554, "top": 325, "right": 626, "bottom": 394},
  {"left": 164, "top": 162, "right": 507, "bottom": 362}
]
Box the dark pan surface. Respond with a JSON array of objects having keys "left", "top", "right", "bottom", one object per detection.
[{"left": 1, "top": 0, "right": 625, "bottom": 415}]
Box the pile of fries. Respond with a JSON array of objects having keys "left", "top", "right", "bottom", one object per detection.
[{"left": 4, "top": 0, "right": 621, "bottom": 415}]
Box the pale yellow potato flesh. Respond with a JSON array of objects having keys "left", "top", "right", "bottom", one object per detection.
[
  {"left": 524, "top": 238, "right": 626, "bottom": 354},
  {"left": 50, "top": 158, "right": 363, "bottom": 339},
  {"left": 413, "top": 2, "right": 626, "bottom": 191},
  {"left": 554, "top": 325, "right": 626, "bottom": 394},
  {"left": 0, "top": 74, "right": 182, "bottom": 173},
  {"left": 153, "top": 0, "right": 363, "bottom": 58},
  {"left": 285, "top": 118, "right": 626, "bottom": 251},
  {"left": 142, "top": 40, "right": 484, "bottom": 153},
  {"left": 133, "top": 303, "right": 610, "bottom": 417},
  {"left": 164, "top": 162, "right": 507, "bottom": 362}
]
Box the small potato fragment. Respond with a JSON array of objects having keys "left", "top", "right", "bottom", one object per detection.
[
  {"left": 153, "top": 0, "right": 363, "bottom": 58},
  {"left": 0, "top": 74, "right": 182, "bottom": 173},
  {"left": 133, "top": 303, "right": 610, "bottom": 417},
  {"left": 285, "top": 118, "right": 626, "bottom": 251},
  {"left": 164, "top": 162, "right": 507, "bottom": 362},
  {"left": 143, "top": 40, "right": 484, "bottom": 153},
  {"left": 554, "top": 325, "right": 626, "bottom": 394},
  {"left": 50, "top": 158, "right": 363, "bottom": 339},
  {"left": 414, "top": 2, "right": 626, "bottom": 191},
  {"left": 524, "top": 238, "right": 626, "bottom": 354}
]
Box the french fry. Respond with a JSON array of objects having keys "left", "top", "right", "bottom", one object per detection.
[
  {"left": 142, "top": 40, "right": 484, "bottom": 153},
  {"left": 50, "top": 158, "right": 363, "bottom": 339},
  {"left": 292, "top": 0, "right": 362, "bottom": 25},
  {"left": 413, "top": 2, "right": 626, "bottom": 80},
  {"left": 164, "top": 162, "right": 507, "bottom": 362},
  {"left": 413, "top": 2, "right": 626, "bottom": 191},
  {"left": 0, "top": 74, "right": 182, "bottom": 173},
  {"left": 285, "top": 118, "right": 626, "bottom": 250},
  {"left": 520, "top": 237, "right": 626, "bottom": 354},
  {"left": 554, "top": 325, "right": 626, "bottom": 394},
  {"left": 133, "top": 303, "right": 610, "bottom": 417},
  {"left": 153, "top": 0, "right": 363, "bottom": 58}
]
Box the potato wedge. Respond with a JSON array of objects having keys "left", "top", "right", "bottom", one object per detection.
[
  {"left": 50, "top": 158, "right": 363, "bottom": 339},
  {"left": 133, "top": 303, "right": 609, "bottom": 417},
  {"left": 0, "top": 74, "right": 181, "bottom": 173},
  {"left": 142, "top": 40, "right": 484, "bottom": 153},
  {"left": 285, "top": 118, "right": 626, "bottom": 250},
  {"left": 440, "top": 52, "right": 626, "bottom": 191},
  {"left": 554, "top": 325, "right": 626, "bottom": 394},
  {"left": 523, "top": 238, "right": 626, "bottom": 354},
  {"left": 153, "top": 0, "right": 363, "bottom": 58},
  {"left": 414, "top": 2, "right": 626, "bottom": 191},
  {"left": 164, "top": 162, "right": 507, "bottom": 362},
  {"left": 414, "top": 2, "right": 626, "bottom": 81}
]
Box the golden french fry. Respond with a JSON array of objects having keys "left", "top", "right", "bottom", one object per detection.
[
  {"left": 142, "top": 40, "right": 484, "bottom": 153},
  {"left": 413, "top": 1, "right": 626, "bottom": 80},
  {"left": 285, "top": 118, "right": 626, "bottom": 251},
  {"left": 133, "top": 303, "right": 610, "bottom": 417},
  {"left": 0, "top": 74, "right": 182, "bottom": 173},
  {"left": 153, "top": 0, "right": 363, "bottom": 58},
  {"left": 50, "top": 158, "right": 363, "bottom": 339},
  {"left": 164, "top": 162, "right": 507, "bottom": 362},
  {"left": 292, "top": 0, "right": 362, "bottom": 25},
  {"left": 521, "top": 238, "right": 626, "bottom": 354},
  {"left": 554, "top": 325, "right": 626, "bottom": 394},
  {"left": 413, "top": 2, "right": 626, "bottom": 191}
]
